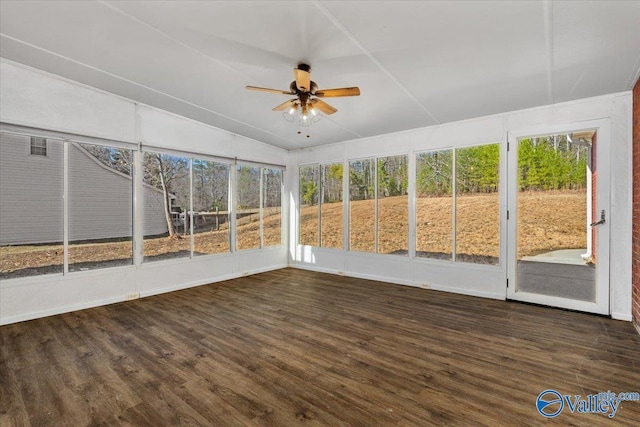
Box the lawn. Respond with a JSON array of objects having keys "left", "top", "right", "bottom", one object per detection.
[
  {"left": 1, "top": 191, "right": 586, "bottom": 278},
  {"left": 300, "top": 190, "right": 587, "bottom": 261}
]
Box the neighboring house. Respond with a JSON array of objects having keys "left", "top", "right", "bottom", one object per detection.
[{"left": 0, "top": 133, "right": 169, "bottom": 245}]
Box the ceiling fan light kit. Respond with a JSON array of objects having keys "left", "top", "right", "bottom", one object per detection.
[{"left": 246, "top": 63, "right": 360, "bottom": 137}]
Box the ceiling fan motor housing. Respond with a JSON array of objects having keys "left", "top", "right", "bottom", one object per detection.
[{"left": 289, "top": 80, "right": 318, "bottom": 95}]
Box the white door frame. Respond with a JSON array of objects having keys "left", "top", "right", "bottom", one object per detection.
[{"left": 506, "top": 119, "right": 610, "bottom": 315}]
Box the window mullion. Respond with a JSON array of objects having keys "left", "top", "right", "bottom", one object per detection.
[
  {"left": 189, "top": 159, "right": 194, "bottom": 258},
  {"left": 408, "top": 151, "right": 416, "bottom": 259},
  {"left": 230, "top": 166, "right": 237, "bottom": 252},
  {"left": 452, "top": 149, "right": 457, "bottom": 263},
  {"left": 133, "top": 147, "right": 143, "bottom": 266},
  {"left": 259, "top": 167, "right": 264, "bottom": 248},
  {"left": 63, "top": 140, "right": 69, "bottom": 274},
  {"left": 318, "top": 165, "right": 322, "bottom": 247},
  {"left": 374, "top": 158, "right": 378, "bottom": 254},
  {"left": 343, "top": 159, "right": 350, "bottom": 251}
]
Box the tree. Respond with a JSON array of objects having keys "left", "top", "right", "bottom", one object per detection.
[
  {"left": 237, "top": 166, "right": 261, "bottom": 210},
  {"left": 323, "top": 163, "right": 343, "bottom": 203},
  {"left": 303, "top": 180, "right": 318, "bottom": 205},
  {"left": 518, "top": 137, "right": 587, "bottom": 191},
  {"left": 455, "top": 145, "right": 499, "bottom": 194},
  {"left": 144, "top": 152, "right": 189, "bottom": 237},
  {"left": 299, "top": 165, "right": 320, "bottom": 206},
  {"left": 417, "top": 150, "right": 452, "bottom": 196},
  {"left": 263, "top": 168, "right": 282, "bottom": 209},
  {"left": 349, "top": 159, "right": 375, "bottom": 200},
  {"left": 82, "top": 143, "right": 132, "bottom": 176}
]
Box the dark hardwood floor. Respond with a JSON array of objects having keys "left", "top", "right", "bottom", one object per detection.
[{"left": 1, "top": 268, "right": 639, "bottom": 426}]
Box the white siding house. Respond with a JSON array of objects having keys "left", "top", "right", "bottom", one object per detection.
[{"left": 0, "top": 133, "right": 168, "bottom": 245}]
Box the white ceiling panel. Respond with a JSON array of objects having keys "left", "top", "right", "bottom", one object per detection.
[
  {"left": 552, "top": 1, "right": 640, "bottom": 102},
  {"left": 1, "top": 0, "right": 638, "bottom": 150},
  {"left": 322, "top": 1, "right": 551, "bottom": 122}
]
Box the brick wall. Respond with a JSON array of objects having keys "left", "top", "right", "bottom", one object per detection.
[{"left": 633, "top": 78, "right": 640, "bottom": 332}]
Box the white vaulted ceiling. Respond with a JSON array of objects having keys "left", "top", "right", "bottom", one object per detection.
[{"left": 1, "top": 1, "right": 639, "bottom": 150}]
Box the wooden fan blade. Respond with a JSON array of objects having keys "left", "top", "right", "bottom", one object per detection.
[
  {"left": 272, "top": 99, "right": 297, "bottom": 111},
  {"left": 246, "top": 85, "right": 294, "bottom": 95},
  {"left": 311, "top": 98, "right": 337, "bottom": 115},
  {"left": 294, "top": 68, "right": 311, "bottom": 92},
  {"left": 315, "top": 87, "right": 360, "bottom": 97}
]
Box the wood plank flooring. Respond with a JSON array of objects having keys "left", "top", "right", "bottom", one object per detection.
[{"left": 1, "top": 268, "right": 639, "bottom": 426}]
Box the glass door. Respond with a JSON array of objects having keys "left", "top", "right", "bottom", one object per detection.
[{"left": 507, "top": 123, "right": 610, "bottom": 315}]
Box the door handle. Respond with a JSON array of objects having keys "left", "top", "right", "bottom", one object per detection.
[{"left": 590, "top": 210, "right": 605, "bottom": 227}]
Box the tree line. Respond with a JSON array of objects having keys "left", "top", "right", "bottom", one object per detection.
[
  {"left": 82, "top": 143, "right": 280, "bottom": 237},
  {"left": 517, "top": 137, "right": 587, "bottom": 191},
  {"left": 300, "top": 156, "right": 409, "bottom": 206},
  {"left": 302, "top": 138, "right": 587, "bottom": 205}
]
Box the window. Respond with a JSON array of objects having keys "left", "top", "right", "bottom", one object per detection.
[
  {"left": 30, "top": 136, "right": 47, "bottom": 156},
  {"left": 262, "top": 168, "right": 283, "bottom": 246},
  {"left": 142, "top": 151, "right": 191, "bottom": 262},
  {"left": 348, "top": 156, "right": 408, "bottom": 254},
  {"left": 415, "top": 144, "right": 499, "bottom": 264},
  {"left": 516, "top": 135, "right": 589, "bottom": 259},
  {"left": 349, "top": 159, "right": 375, "bottom": 252},
  {"left": 2, "top": 131, "right": 284, "bottom": 278},
  {"left": 1, "top": 133, "right": 63, "bottom": 279},
  {"left": 299, "top": 165, "right": 320, "bottom": 246},
  {"left": 416, "top": 150, "right": 453, "bottom": 260},
  {"left": 298, "top": 163, "right": 342, "bottom": 248},
  {"left": 377, "top": 155, "right": 408, "bottom": 254},
  {"left": 321, "top": 163, "right": 343, "bottom": 249},
  {"left": 236, "top": 165, "right": 282, "bottom": 250},
  {"left": 192, "top": 159, "right": 230, "bottom": 255},
  {"left": 349, "top": 159, "right": 376, "bottom": 252},
  {"left": 68, "top": 142, "right": 133, "bottom": 271},
  {"left": 1, "top": 134, "right": 137, "bottom": 278},
  {"left": 236, "top": 165, "right": 261, "bottom": 250},
  {"left": 455, "top": 144, "right": 500, "bottom": 264}
]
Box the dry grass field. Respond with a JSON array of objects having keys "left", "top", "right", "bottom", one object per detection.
[
  {"left": 0, "top": 191, "right": 586, "bottom": 278},
  {"left": 301, "top": 190, "right": 587, "bottom": 261},
  {"left": 0, "top": 211, "right": 282, "bottom": 279}
]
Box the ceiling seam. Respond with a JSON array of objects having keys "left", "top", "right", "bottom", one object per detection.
[
  {"left": 312, "top": 0, "right": 441, "bottom": 125},
  {"left": 0, "top": 33, "right": 294, "bottom": 146},
  {"left": 543, "top": 0, "right": 554, "bottom": 103},
  {"left": 97, "top": 1, "right": 251, "bottom": 80},
  {"left": 98, "top": 0, "right": 358, "bottom": 146}
]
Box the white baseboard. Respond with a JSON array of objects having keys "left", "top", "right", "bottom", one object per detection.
[
  {"left": 0, "top": 295, "right": 125, "bottom": 326},
  {"left": 429, "top": 283, "right": 505, "bottom": 300},
  {"left": 138, "top": 264, "right": 288, "bottom": 299},
  {"left": 611, "top": 312, "right": 633, "bottom": 322},
  {"left": 290, "top": 263, "right": 416, "bottom": 287},
  {"left": 341, "top": 270, "right": 418, "bottom": 288},
  {"left": 1, "top": 264, "right": 288, "bottom": 325},
  {"left": 289, "top": 263, "right": 505, "bottom": 300}
]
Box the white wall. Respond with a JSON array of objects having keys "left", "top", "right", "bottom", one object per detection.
[
  {"left": 0, "top": 60, "right": 288, "bottom": 325},
  {"left": 289, "top": 92, "right": 633, "bottom": 321},
  {"left": 1, "top": 58, "right": 633, "bottom": 324}
]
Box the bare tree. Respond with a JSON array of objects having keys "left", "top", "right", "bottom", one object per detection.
[
  {"left": 81, "top": 143, "right": 133, "bottom": 175},
  {"left": 144, "top": 152, "right": 188, "bottom": 237}
]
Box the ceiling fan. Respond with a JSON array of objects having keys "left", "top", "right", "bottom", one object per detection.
[{"left": 246, "top": 63, "right": 360, "bottom": 123}]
